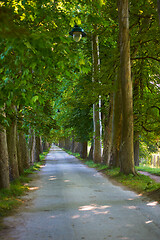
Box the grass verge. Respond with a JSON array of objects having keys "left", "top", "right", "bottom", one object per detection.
[
  {"left": 0, "top": 151, "right": 48, "bottom": 219},
  {"left": 136, "top": 164, "right": 160, "bottom": 176}
]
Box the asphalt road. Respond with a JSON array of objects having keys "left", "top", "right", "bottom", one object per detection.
[{"left": 0, "top": 145, "right": 160, "bottom": 240}]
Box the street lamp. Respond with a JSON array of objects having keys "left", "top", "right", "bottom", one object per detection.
[{"left": 69, "top": 24, "right": 86, "bottom": 42}]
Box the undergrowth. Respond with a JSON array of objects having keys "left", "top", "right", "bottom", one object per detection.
[
  {"left": 136, "top": 164, "right": 160, "bottom": 176},
  {"left": 0, "top": 151, "right": 48, "bottom": 218}
]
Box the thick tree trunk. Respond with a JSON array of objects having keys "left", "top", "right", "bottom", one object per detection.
[
  {"left": 18, "top": 131, "right": 30, "bottom": 169},
  {"left": 102, "top": 97, "right": 113, "bottom": 165},
  {"left": 34, "top": 136, "right": 41, "bottom": 162},
  {"left": 118, "top": 0, "right": 136, "bottom": 175},
  {"left": 109, "top": 78, "right": 122, "bottom": 167},
  {"left": 7, "top": 119, "right": 19, "bottom": 180},
  {"left": 81, "top": 142, "right": 88, "bottom": 159},
  {"left": 0, "top": 123, "right": 10, "bottom": 189}
]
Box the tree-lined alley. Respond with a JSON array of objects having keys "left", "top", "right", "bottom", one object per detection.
[{"left": 0, "top": 0, "right": 160, "bottom": 189}]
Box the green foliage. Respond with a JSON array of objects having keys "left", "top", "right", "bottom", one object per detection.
[
  {"left": 0, "top": 181, "right": 28, "bottom": 217},
  {"left": 0, "top": 151, "right": 47, "bottom": 217},
  {"left": 0, "top": 0, "right": 159, "bottom": 166},
  {"left": 137, "top": 165, "right": 160, "bottom": 176}
]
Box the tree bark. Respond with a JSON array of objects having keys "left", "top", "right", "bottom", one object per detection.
[
  {"left": 34, "top": 136, "right": 41, "bottom": 162},
  {"left": 118, "top": 0, "right": 136, "bottom": 175},
  {"left": 134, "top": 134, "right": 139, "bottom": 166},
  {"left": 81, "top": 142, "right": 88, "bottom": 159},
  {"left": 92, "top": 28, "right": 102, "bottom": 164},
  {"left": 17, "top": 131, "right": 24, "bottom": 175},
  {"left": 109, "top": 77, "right": 122, "bottom": 167},
  {"left": 102, "top": 97, "right": 113, "bottom": 165},
  {"left": 7, "top": 117, "right": 19, "bottom": 180},
  {"left": 18, "top": 131, "right": 30, "bottom": 169},
  {"left": 0, "top": 120, "right": 10, "bottom": 189},
  {"left": 65, "top": 137, "right": 71, "bottom": 151}
]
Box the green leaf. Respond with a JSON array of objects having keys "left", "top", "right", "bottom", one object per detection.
[{"left": 32, "top": 96, "right": 39, "bottom": 103}]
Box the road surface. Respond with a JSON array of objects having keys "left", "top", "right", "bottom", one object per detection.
[{"left": 0, "top": 145, "right": 160, "bottom": 240}]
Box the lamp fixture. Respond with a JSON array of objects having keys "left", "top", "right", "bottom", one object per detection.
[{"left": 69, "top": 24, "right": 86, "bottom": 42}]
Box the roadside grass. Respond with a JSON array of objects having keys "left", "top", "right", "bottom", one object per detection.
[
  {"left": 136, "top": 164, "right": 160, "bottom": 176},
  {"left": 83, "top": 160, "right": 160, "bottom": 201},
  {"left": 0, "top": 151, "right": 48, "bottom": 219}
]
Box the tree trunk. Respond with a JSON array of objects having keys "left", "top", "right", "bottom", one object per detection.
[
  {"left": 92, "top": 29, "right": 102, "bottom": 164},
  {"left": 81, "top": 142, "right": 88, "bottom": 159},
  {"left": 7, "top": 118, "right": 19, "bottom": 180},
  {"left": 71, "top": 137, "right": 75, "bottom": 153},
  {"left": 0, "top": 122, "right": 10, "bottom": 189},
  {"left": 118, "top": 0, "right": 136, "bottom": 175},
  {"left": 18, "top": 131, "right": 30, "bottom": 169},
  {"left": 93, "top": 103, "right": 101, "bottom": 163},
  {"left": 28, "top": 128, "right": 34, "bottom": 165},
  {"left": 102, "top": 97, "right": 113, "bottom": 165},
  {"left": 134, "top": 134, "right": 139, "bottom": 166},
  {"left": 43, "top": 141, "right": 50, "bottom": 151},
  {"left": 34, "top": 136, "right": 41, "bottom": 162},
  {"left": 109, "top": 77, "right": 122, "bottom": 167},
  {"left": 65, "top": 137, "right": 71, "bottom": 150},
  {"left": 17, "top": 131, "right": 24, "bottom": 175}
]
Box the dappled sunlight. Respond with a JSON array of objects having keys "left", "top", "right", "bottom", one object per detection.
[
  {"left": 92, "top": 210, "right": 109, "bottom": 215},
  {"left": 64, "top": 180, "right": 70, "bottom": 182},
  {"left": 39, "top": 165, "right": 45, "bottom": 168},
  {"left": 78, "top": 204, "right": 111, "bottom": 215},
  {"left": 145, "top": 220, "right": 153, "bottom": 224},
  {"left": 123, "top": 206, "right": 137, "bottom": 210},
  {"left": 29, "top": 187, "right": 39, "bottom": 191},
  {"left": 147, "top": 201, "right": 158, "bottom": 207},
  {"left": 79, "top": 204, "right": 111, "bottom": 211},
  {"left": 72, "top": 214, "right": 80, "bottom": 219},
  {"left": 48, "top": 176, "right": 57, "bottom": 181}
]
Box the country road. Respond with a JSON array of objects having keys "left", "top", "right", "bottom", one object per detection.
[{"left": 0, "top": 145, "right": 160, "bottom": 240}]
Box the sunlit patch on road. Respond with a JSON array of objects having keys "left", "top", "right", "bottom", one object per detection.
[
  {"left": 147, "top": 201, "right": 158, "bottom": 206},
  {"left": 29, "top": 187, "right": 39, "bottom": 191},
  {"left": 48, "top": 176, "right": 57, "bottom": 181},
  {"left": 72, "top": 215, "right": 80, "bottom": 219},
  {"left": 145, "top": 220, "right": 153, "bottom": 224}
]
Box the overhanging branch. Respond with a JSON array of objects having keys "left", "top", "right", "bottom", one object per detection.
[{"left": 131, "top": 56, "right": 160, "bottom": 62}]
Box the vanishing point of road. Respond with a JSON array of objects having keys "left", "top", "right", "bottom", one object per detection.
[{"left": 0, "top": 145, "right": 160, "bottom": 240}]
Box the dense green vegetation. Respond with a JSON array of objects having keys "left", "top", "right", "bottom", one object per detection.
[
  {"left": 0, "top": 0, "right": 159, "bottom": 199},
  {"left": 0, "top": 151, "right": 47, "bottom": 219}
]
